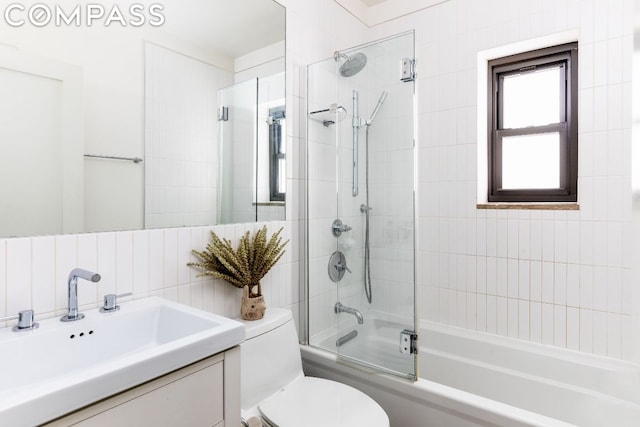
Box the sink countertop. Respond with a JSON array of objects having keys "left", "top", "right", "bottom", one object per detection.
[{"left": 0, "top": 296, "right": 245, "bottom": 426}]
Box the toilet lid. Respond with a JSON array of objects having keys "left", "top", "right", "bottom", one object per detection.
[{"left": 258, "top": 376, "right": 389, "bottom": 427}]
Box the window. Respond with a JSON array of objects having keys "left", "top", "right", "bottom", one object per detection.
[
  {"left": 268, "top": 106, "right": 285, "bottom": 202},
  {"left": 488, "top": 42, "right": 578, "bottom": 203}
]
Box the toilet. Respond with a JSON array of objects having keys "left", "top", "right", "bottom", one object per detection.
[{"left": 239, "top": 308, "right": 389, "bottom": 427}]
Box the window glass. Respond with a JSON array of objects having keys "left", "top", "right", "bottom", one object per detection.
[
  {"left": 502, "top": 66, "right": 562, "bottom": 129},
  {"left": 268, "top": 106, "right": 285, "bottom": 202},
  {"left": 502, "top": 132, "right": 560, "bottom": 189},
  {"left": 278, "top": 158, "right": 286, "bottom": 194}
]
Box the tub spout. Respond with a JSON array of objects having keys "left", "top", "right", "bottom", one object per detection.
[{"left": 334, "top": 302, "right": 364, "bottom": 324}]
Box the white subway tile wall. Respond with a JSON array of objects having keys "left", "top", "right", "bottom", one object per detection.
[
  {"left": 367, "top": 0, "right": 633, "bottom": 359},
  {"left": 144, "top": 43, "right": 229, "bottom": 229},
  {"left": 0, "top": 221, "right": 296, "bottom": 327}
]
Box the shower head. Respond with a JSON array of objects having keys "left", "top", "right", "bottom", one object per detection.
[
  {"left": 366, "top": 91, "right": 388, "bottom": 126},
  {"left": 334, "top": 51, "right": 367, "bottom": 77}
]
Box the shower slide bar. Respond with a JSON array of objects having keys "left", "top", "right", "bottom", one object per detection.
[
  {"left": 352, "top": 90, "right": 361, "bottom": 196},
  {"left": 351, "top": 90, "right": 388, "bottom": 197},
  {"left": 84, "top": 154, "right": 143, "bottom": 164}
]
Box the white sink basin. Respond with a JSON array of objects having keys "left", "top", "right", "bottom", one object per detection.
[{"left": 0, "top": 296, "right": 245, "bottom": 426}]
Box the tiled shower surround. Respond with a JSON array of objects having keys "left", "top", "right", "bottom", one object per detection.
[
  {"left": 0, "top": 0, "right": 636, "bottom": 365},
  {"left": 401, "top": 0, "right": 634, "bottom": 359},
  {"left": 306, "top": 0, "right": 635, "bottom": 361}
]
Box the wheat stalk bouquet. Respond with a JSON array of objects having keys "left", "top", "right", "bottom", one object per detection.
[{"left": 188, "top": 226, "right": 288, "bottom": 298}]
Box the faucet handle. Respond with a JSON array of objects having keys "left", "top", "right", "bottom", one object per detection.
[
  {"left": 335, "top": 261, "right": 352, "bottom": 273},
  {"left": 0, "top": 309, "right": 39, "bottom": 332},
  {"left": 332, "top": 219, "right": 352, "bottom": 237},
  {"left": 100, "top": 292, "right": 132, "bottom": 313}
]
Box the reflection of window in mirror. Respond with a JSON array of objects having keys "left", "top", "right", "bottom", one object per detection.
[{"left": 269, "top": 106, "right": 286, "bottom": 202}]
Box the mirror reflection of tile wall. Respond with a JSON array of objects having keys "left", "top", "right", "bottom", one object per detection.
[{"left": 144, "top": 43, "right": 233, "bottom": 229}]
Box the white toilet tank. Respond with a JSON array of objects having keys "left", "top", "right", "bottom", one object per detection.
[{"left": 239, "top": 308, "right": 304, "bottom": 411}]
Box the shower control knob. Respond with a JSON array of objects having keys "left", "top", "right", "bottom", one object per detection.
[
  {"left": 332, "top": 219, "right": 352, "bottom": 237},
  {"left": 335, "top": 261, "right": 351, "bottom": 273},
  {"left": 328, "top": 251, "right": 350, "bottom": 282}
]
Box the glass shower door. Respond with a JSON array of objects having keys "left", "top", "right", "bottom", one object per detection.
[
  {"left": 333, "top": 31, "right": 417, "bottom": 380},
  {"left": 217, "top": 78, "right": 258, "bottom": 224}
]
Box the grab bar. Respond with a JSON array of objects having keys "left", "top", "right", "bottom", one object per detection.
[
  {"left": 84, "top": 154, "right": 143, "bottom": 164},
  {"left": 336, "top": 330, "right": 358, "bottom": 347}
]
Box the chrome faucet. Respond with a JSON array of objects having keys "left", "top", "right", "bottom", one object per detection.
[
  {"left": 61, "top": 268, "right": 101, "bottom": 322},
  {"left": 334, "top": 302, "right": 364, "bottom": 324}
]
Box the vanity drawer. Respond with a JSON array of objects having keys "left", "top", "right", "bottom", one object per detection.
[{"left": 44, "top": 354, "right": 225, "bottom": 427}]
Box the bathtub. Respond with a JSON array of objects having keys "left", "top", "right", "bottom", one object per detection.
[{"left": 301, "top": 319, "right": 640, "bottom": 426}]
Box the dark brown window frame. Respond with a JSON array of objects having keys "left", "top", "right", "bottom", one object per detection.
[{"left": 488, "top": 42, "right": 578, "bottom": 203}]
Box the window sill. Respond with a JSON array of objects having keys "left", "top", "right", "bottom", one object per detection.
[
  {"left": 477, "top": 203, "right": 579, "bottom": 211},
  {"left": 253, "top": 202, "right": 285, "bottom": 207}
]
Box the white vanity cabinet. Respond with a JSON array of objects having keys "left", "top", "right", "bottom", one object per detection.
[{"left": 43, "top": 347, "right": 240, "bottom": 427}]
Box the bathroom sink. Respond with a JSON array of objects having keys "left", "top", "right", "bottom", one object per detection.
[{"left": 0, "top": 296, "right": 245, "bottom": 426}]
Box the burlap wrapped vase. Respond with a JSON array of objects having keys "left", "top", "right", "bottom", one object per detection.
[{"left": 241, "top": 285, "right": 266, "bottom": 320}]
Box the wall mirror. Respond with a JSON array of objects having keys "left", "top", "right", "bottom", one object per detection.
[{"left": 0, "top": 0, "right": 285, "bottom": 238}]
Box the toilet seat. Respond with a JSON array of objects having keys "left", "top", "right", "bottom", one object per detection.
[{"left": 258, "top": 376, "right": 389, "bottom": 427}]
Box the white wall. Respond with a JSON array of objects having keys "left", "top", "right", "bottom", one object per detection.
[
  {"left": 0, "top": 23, "right": 147, "bottom": 232},
  {"left": 235, "top": 41, "right": 286, "bottom": 82},
  {"left": 633, "top": 0, "right": 640, "bottom": 365},
  {"left": 307, "top": 56, "right": 342, "bottom": 340},
  {"left": 0, "top": 65, "right": 64, "bottom": 237},
  {"left": 0, "top": 10, "right": 237, "bottom": 233},
  {"left": 303, "top": 8, "right": 370, "bottom": 341},
  {"left": 364, "top": 0, "right": 634, "bottom": 360}
]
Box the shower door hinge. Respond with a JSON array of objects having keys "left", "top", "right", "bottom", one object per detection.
[
  {"left": 400, "top": 329, "right": 418, "bottom": 355},
  {"left": 217, "top": 106, "right": 229, "bottom": 121},
  {"left": 401, "top": 58, "right": 416, "bottom": 82}
]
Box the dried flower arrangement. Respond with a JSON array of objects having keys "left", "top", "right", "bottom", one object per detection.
[{"left": 188, "top": 226, "right": 288, "bottom": 319}]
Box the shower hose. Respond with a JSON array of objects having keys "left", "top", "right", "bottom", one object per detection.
[{"left": 364, "top": 125, "right": 373, "bottom": 304}]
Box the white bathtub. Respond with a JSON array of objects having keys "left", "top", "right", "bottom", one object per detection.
[{"left": 302, "top": 319, "right": 640, "bottom": 426}]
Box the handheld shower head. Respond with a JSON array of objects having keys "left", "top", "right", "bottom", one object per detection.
[
  {"left": 366, "top": 91, "right": 388, "bottom": 126},
  {"left": 334, "top": 51, "right": 367, "bottom": 77}
]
